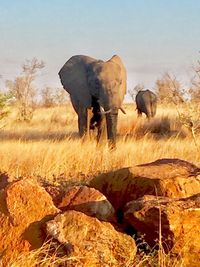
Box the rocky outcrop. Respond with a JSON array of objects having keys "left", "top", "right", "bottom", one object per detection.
[
  {"left": 0, "top": 178, "right": 59, "bottom": 263},
  {"left": 124, "top": 193, "right": 200, "bottom": 267},
  {"left": 90, "top": 159, "right": 200, "bottom": 211},
  {"left": 1, "top": 158, "right": 200, "bottom": 266},
  {"left": 46, "top": 210, "right": 137, "bottom": 267},
  {"left": 58, "top": 185, "right": 115, "bottom": 222}
]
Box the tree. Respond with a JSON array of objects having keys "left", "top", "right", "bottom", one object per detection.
[
  {"left": 6, "top": 58, "right": 45, "bottom": 121},
  {"left": 41, "top": 87, "right": 55, "bottom": 107},
  {"left": 155, "top": 73, "right": 184, "bottom": 104},
  {"left": 53, "top": 88, "right": 69, "bottom": 105},
  {"left": 0, "top": 92, "right": 13, "bottom": 127},
  {"left": 189, "top": 58, "right": 200, "bottom": 102},
  {"left": 128, "top": 84, "right": 144, "bottom": 101},
  {"left": 40, "top": 87, "right": 69, "bottom": 107}
]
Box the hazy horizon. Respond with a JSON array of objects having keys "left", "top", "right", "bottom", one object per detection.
[{"left": 1, "top": 0, "right": 200, "bottom": 98}]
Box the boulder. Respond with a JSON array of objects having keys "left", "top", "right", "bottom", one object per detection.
[
  {"left": 46, "top": 210, "right": 137, "bottom": 267},
  {"left": 124, "top": 194, "right": 200, "bottom": 267},
  {"left": 90, "top": 158, "right": 200, "bottom": 211},
  {"left": 58, "top": 185, "right": 115, "bottom": 222},
  {"left": 0, "top": 178, "right": 59, "bottom": 264},
  {"left": 0, "top": 172, "right": 10, "bottom": 190},
  {"left": 43, "top": 184, "right": 65, "bottom": 206}
]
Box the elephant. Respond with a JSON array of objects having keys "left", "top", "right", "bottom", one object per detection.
[
  {"left": 58, "top": 55, "right": 127, "bottom": 148},
  {"left": 135, "top": 89, "right": 157, "bottom": 119}
]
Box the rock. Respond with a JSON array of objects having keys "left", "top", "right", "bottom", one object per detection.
[
  {"left": 58, "top": 185, "right": 115, "bottom": 222},
  {"left": 44, "top": 185, "right": 65, "bottom": 206},
  {"left": 90, "top": 158, "right": 200, "bottom": 211},
  {"left": 46, "top": 210, "right": 137, "bottom": 267},
  {"left": 6, "top": 178, "right": 59, "bottom": 227},
  {"left": 0, "top": 172, "right": 10, "bottom": 190},
  {"left": 124, "top": 194, "right": 200, "bottom": 267},
  {"left": 0, "top": 178, "right": 59, "bottom": 264}
]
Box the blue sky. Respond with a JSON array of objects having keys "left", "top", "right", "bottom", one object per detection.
[{"left": 0, "top": 0, "right": 200, "bottom": 95}]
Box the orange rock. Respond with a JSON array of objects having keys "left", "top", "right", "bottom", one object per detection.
[
  {"left": 6, "top": 177, "right": 58, "bottom": 227},
  {"left": 124, "top": 193, "right": 200, "bottom": 267},
  {"left": 0, "top": 172, "right": 10, "bottom": 190},
  {"left": 90, "top": 158, "right": 200, "bottom": 211},
  {"left": 44, "top": 185, "right": 65, "bottom": 206},
  {"left": 58, "top": 185, "right": 115, "bottom": 222},
  {"left": 0, "top": 177, "right": 59, "bottom": 264},
  {"left": 46, "top": 210, "right": 137, "bottom": 267}
]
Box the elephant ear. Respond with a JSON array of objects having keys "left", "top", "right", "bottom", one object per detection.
[
  {"left": 58, "top": 55, "right": 97, "bottom": 108},
  {"left": 108, "top": 55, "right": 127, "bottom": 95}
]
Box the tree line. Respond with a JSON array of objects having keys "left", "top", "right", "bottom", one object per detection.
[
  {"left": 1, "top": 57, "right": 200, "bottom": 122},
  {"left": 0, "top": 58, "right": 69, "bottom": 121}
]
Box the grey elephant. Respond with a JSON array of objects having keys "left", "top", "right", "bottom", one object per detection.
[
  {"left": 135, "top": 89, "right": 157, "bottom": 119},
  {"left": 58, "top": 55, "right": 126, "bottom": 148}
]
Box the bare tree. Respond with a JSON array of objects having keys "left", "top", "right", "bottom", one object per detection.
[
  {"left": 155, "top": 72, "right": 184, "bottom": 104},
  {"left": 128, "top": 84, "right": 144, "bottom": 101},
  {"left": 0, "top": 92, "right": 10, "bottom": 121},
  {"left": 41, "top": 87, "right": 55, "bottom": 107},
  {"left": 189, "top": 59, "right": 200, "bottom": 102},
  {"left": 6, "top": 58, "right": 45, "bottom": 121},
  {"left": 156, "top": 73, "right": 200, "bottom": 151},
  {"left": 40, "top": 87, "right": 69, "bottom": 107},
  {"left": 53, "top": 88, "right": 69, "bottom": 105}
]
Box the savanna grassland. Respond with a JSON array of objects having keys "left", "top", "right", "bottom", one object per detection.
[
  {"left": 1, "top": 102, "right": 200, "bottom": 267},
  {"left": 0, "top": 102, "right": 199, "bottom": 184},
  {"left": 0, "top": 104, "right": 200, "bottom": 182}
]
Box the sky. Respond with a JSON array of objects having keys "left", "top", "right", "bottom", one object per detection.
[{"left": 0, "top": 0, "right": 200, "bottom": 99}]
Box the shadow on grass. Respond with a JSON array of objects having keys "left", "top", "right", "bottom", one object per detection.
[{"left": 0, "top": 130, "right": 79, "bottom": 141}]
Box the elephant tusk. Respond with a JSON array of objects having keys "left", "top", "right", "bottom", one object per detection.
[
  {"left": 119, "top": 107, "right": 126, "bottom": 114},
  {"left": 100, "top": 106, "right": 111, "bottom": 114}
]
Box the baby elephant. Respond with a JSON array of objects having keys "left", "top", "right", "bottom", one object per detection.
[{"left": 135, "top": 89, "right": 157, "bottom": 119}]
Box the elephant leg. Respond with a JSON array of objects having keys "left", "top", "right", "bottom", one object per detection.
[
  {"left": 146, "top": 108, "right": 151, "bottom": 120},
  {"left": 106, "top": 110, "right": 118, "bottom": 149},
  {"left": 97, "top": 115, "right": 107, "bottom": 144},
  {"left": 86, "top": 108, "right": 93, "bottom": 138},
  {"left": 146, "top": 115, "right": 151, "bottom": 121},
  {"left": 70, "top": 95, "right": 86, "bottom": 136},
  {"left": 78, "top": 106, "right": 87, "bottom": 137},
  {"left": 137, "top": 109, "right": 142, "bottom": 118}
]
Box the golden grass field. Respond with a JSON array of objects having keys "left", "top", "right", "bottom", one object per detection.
[
  {"left": 0, "top": 102, "right": 199, "bottom": 184},
  {"left": 1, "top": 102, "right": 200, "bottom": 267}
]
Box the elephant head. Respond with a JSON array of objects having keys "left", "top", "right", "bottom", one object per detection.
[{"left": 58, "top": 55, "right": 126, "bottom": 147}]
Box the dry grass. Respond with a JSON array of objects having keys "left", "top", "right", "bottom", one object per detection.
[
  {"left": 8, "top": 239, "right": 184, "bottom": 267},
  {"left": 0, "top": 103, "right": 199, "bottom": 184},
  {"left": 1, "top": 102, "right": 200, "bottom": 266}
]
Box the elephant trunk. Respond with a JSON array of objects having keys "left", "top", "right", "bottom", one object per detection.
[{"left": 106, "top": 109, "right": 118, "bottom": 149}]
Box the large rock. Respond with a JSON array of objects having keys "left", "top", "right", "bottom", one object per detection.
[
  {"left": 0, "top": 172, "right": 10, "bottom": 190},
  {"left": 46, "top": 210, "right": 137, "bottom": 267},
  {"left": 44, "top": 184, "right": 65, "bottom": 206},
  {"left": 58, "top": 185, "right": 115, "bottom": 222},
  {"left": 124, "top": 194, "right": 200, "bottom": 267},
  {"left": 0, "top": 178, "right": 59, "bottom": 264},
  {"left": 90, "top": 158, "right": 200, "bottom": 211}
]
